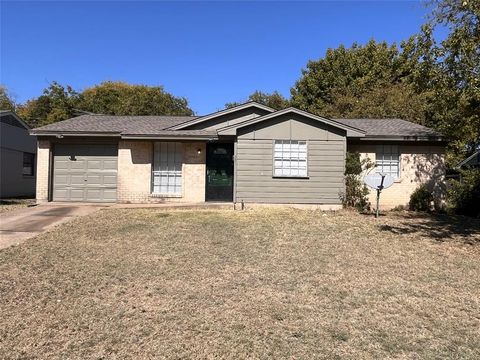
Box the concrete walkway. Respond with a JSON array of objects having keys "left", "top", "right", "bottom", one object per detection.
[{"left": 0, "top": 203, "right": 107, "bottom": 250}]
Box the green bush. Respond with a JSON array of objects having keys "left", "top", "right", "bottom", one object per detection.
[
  {"left": 341, "top": 152, "right": 373, "bottom": 211},
  {"left": 448, "top": 170, "right": 480, "bottom": 218},
  {"left": 409, "top": 185, "right": 434, "bottom": 212},
  {"left": 391, "top": 204, "right": 407, "bottom": 212}
]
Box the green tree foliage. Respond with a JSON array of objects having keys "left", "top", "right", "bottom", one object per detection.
[
  {"left": 341, "top": 152, "right": 373, "bottom": 211},
  {"left": 78, "top": 81, "right": 194, "bottom": 116},
  {"left": 290, "top": 40, "right": 428, "bottom": 121},
  {"left": 409, "top": 185, "right": 434, "bottom": 212},
  {"left": 425, "top": 0, "right": 480, "bottom": 161},
  {"left": 448, "top": 169, "right": 480, "bottom": 217},
  {"left": 17, "top": 81, "right": 194, "bottom": 127},
  {"left": 226, "top": 90, "right": 290, "bottom": 110},
  {"left": 399, "top": 1, "right": 480, "bottom": 164},
  {"left": 0, "top": 86, "right": 17, "bottom": 111},
  {"left": 325, "top": 83, "right": 429, "bottom": 124},
  {"left": 17, "top": 82, "right": 79, "bottom": 127},
  {"left": 428, "top": 0, "right": 479, "bottom": 91}
]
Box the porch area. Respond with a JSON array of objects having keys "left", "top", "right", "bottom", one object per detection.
[{"left": 117, "top": 140, "right": 235, "bottom": 204}]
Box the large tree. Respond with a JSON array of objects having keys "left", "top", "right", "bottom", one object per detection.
[
  {"left": 226, "top": 90, "right": 290, "bottom": 110},
  {"left": 17, "top": 82, "right": 79, "bottom": 127},
  {"left": 0, "top": 86, "right": 17, "bottom": 111},
  {"left": 325, "top": 83, "right": 429, "bottom": 123},
  {"left": 290, "top": 40, "right": 428, "bottom": 122},
  {"left": 428, "top": 0, "right": 479, "bottom": 92},
  {"left": 397, "top": 0, "right": 480, "bottom": 162},
  {"left": 290, "top": 0, "right": 479, "bottom": 164},
  {"left": 78, "top": 81, "right": 194, "bottom": 116},
  {"left": 18, "top": 81, "right": 194, "bottom": 127},
  {"left": 425, "top": 0, "right": 480, "bottom": 158}
]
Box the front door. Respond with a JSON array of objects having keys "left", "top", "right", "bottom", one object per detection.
[{"left": 206, "top": 143, "right": 234, "bottom": 202}]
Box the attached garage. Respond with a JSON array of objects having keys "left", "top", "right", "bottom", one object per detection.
[{"left": 53, "top": 144, "right": 118, "bottom": 202}]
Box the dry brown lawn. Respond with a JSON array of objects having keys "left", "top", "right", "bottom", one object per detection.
[
  {"left": 1, "top": 208, "right": 479, "bottom": 359},
  {"left": 0, "top": 198, "right": 35, "bottom": 214}
]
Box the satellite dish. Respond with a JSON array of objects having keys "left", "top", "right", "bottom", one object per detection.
[
  {"left": 364, "top": 173, "right": 394, "bottom": 190},
  {"left": 363, "top": 173, "right": 395, "bottom": 218}
]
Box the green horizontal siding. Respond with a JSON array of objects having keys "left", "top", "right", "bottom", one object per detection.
[{"left": 235, "top": 138, "right": 345, "bottom": 204}]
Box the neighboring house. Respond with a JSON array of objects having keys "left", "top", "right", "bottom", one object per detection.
[
  {"left": 30, "top": 102, "right": 446, "bottom": 209},
  {"left": 456, "top": 150, "right": 480, "bottom": 169},
  {"left": 0, "top": 110, "right": 37, "bottom": 198}
]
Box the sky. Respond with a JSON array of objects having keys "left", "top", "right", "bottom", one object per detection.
[{"left": 1, "top": 1, "right": 435, "bottom": 115}]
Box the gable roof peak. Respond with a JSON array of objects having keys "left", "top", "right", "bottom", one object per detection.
[
  {"left": 216, "top": 106, "right": 366, "bottom": 137},
  {"left": 169, "top": 101, "right": 276, "bottom": 130},
  {"left": 0, "top": 110, "right": 31, "bottom": 130}
]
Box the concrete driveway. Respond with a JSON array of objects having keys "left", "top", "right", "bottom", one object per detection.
[{"left": 0, "top": 203, "right": 107, "bottom": 250}]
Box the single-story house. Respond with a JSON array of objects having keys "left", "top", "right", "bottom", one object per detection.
[
  {"left": 1, "top": 110, "right": 37, "bottom": 198},
  {"left": 30, "top": 102, "right": 446, "bottom": 209}
]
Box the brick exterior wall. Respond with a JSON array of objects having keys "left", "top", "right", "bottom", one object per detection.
[
  {"left": 183, "top": 142, "right": 206, "bottom": 202},
  {"left": 117, "top": 140, "right": 206, "bottom": 203},
  {"left": 117, "top": 140, "right": 153, "bottom": 203},
  {"left": 349, "top": 143, "right": 446, "bottom": 210},
  {"left": 36, "top": 139, "right": 51, "bottom": 203}
]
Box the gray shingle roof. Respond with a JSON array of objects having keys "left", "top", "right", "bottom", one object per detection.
[
  {"left": 31, "top": 115, "right": 200, "bottom": 135},
  {"left": 333, "top": 118, "right": 442, "bottom": 138},
  {"left": 122, "top": 129, "right": 217, "bottom": 137},
  {"left": 31, "top": 112, "right": 443, "bottom": 139}
]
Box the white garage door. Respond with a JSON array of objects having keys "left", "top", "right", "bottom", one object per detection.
[{"left": 53, "top": 144, "right": 118, "bottom": 202}]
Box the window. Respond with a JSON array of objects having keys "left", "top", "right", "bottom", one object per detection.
[
  {"left": 273, "top": 140, "right": 307, "bottom": 177},
  {"left": 22, "top": 152, "right": 35, "bottom": 176},
  {"left": 152, "top": 142, "right": 183, "bottom": 195},
  {"left": 376, "top": 145, "right": 400, "bottom": 178}
]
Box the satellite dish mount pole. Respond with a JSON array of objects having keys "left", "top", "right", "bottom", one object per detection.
[
  {"left": 364, "top": 171, "right": 393, "bottom": 218},
  {"left": 375, "top": 174, "right": 386, "bottom": 218}
]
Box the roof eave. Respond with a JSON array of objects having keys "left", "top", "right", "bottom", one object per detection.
[
  {"left": 121, "top": 134, "right": 218, "bottom": 141},
  {"left": 30, "top": 131, "right": 121, "bottom": 137},
  {"left": 346, "top": 131, "right": 365, "bottom": 138},
  {"left": 358, "top": 135, "right": 446, "bottom": 142}
]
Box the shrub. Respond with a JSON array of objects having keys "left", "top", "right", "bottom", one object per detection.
[
  {"left": 448, "top": 169, "right": 480, "bottom": 218},
  {"left": 409, "top": 185, "right": 434, "bottom": 212},
  {"left": 391, "top": 204, "right": 407, "bottom": 212},
  {"left": 341, "top": 152, "right": 373, "bottom": 211}
]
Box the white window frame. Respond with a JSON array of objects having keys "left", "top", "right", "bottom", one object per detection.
[
  {"left": 273, "top": 140, "right": 308, "bottom": 178},
  {"left": 375, "top": 144, "right": 400, "bottom": 179},
  {"left": 152, "top": 142, "right": 183, "bottom": 196}
]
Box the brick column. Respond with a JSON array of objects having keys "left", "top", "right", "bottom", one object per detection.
[
  {"left": 36, "top": 139, "right": 51, "bottom": 203},
  {"left": 183, "top": 142, "right": 206, "bottom": 202}
]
